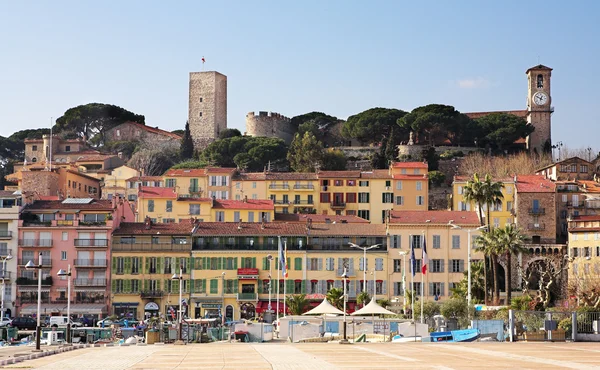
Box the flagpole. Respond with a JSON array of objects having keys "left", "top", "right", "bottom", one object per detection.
[
  {"left": 276, "top": 236, "right": 281, "bottom": 324},
  {"left": 420, "top": 231, "right": 424, "bottom": 324},
  {"left": 410, "top": 235, "right": 415, "bottom": 323},
  {"left": 283, "top": 240, "right": 287, "bottom": 317}
]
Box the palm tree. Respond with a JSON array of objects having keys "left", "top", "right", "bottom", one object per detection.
[
  {"left": 285, "top": 294, "right": 310, "bottom": 315},
  {"left": 475, "top": 229, "right": 501, "bottom": 304},
  {"left": 450, "top": 260, "right": 485, "bottom": 302},
  {"left": 377, "top": 298, "right": 391, "bottom": 309},
  {"left": 481, "top": 174, "right": 504, "bottom": 304},
  {"left": 326, "top": 288, "right": 344, "bottom": 310},
  {"left": 357, "top": 291, "right": 371, "bottom": 307},
  {"left": 495, "top": 224, "right": 528, "bottom": 304}
]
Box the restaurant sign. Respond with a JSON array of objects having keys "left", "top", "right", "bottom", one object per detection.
[{"left": 237, "top": 268, "right": 259, "bottom": 279}]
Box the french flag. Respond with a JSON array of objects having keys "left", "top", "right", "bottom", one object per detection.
[{"left": 421, "top": 236, "right": 429, "bottom": 274}]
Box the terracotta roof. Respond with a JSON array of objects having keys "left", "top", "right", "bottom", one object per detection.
[
  {"left": 389, "top": 210, "right": 480, "bottom": 225},
  {"left": 536, "top": 156, "right": 592, "bottom": 172},
  {"left": 515, "top": 175, "right": 556, "bottom": 193},
  {"left": 114, "top": 121, "right": 182, "bottom": 140},
  {"left": 138, "top": 187, "right": 177, "bottom": 199},
  {"left": 526, "top": 64, "right": 553, "bottom": 73},
  {"left": 177, "top": 197, "right": 212, "bottom": 202},
  {"left": 191, "top": 222, "right": 386, "bottom": 236},
  {"left": 273, "top": 214, "right": 369, "bottom": 224},
  {"left": 568, "top": 215, "right": 600, "bottom": 222},
  {"left": 359, "top": 170, "right": 392, "bottom": 179},
  {"left": 234, "top": 173, "right": 267, "bottom": 181},
  {"left": 578, "top": 181, "right": 600, "bottom": 193},
  {"left": 126, "top": 176, "right": 164, "bottom": 182},
  {"left": 318, "top": 171, "right": 361, "bottom": 178},
  {"left": 465, "top": 110, "right": 528, "bottom": 119},
  {"left": 569, "top": 227, "right": 600, "bottom": 232},
  {"left": 205, "top": 167, "right": 236, "bottom": 174},
  {"left": 266, "top": 173, "right": 318, "bottom": 181},
  {"left": 453, "top": 176, "right": 515, "bottom": 183},
  {"left": 23, "top": 199, "right": 113, "bottom": 211},
  {"left": 72, "top": 153, "right": 118, "bottom": 162},
  {"left": 391, "top": 162, "right": 428, "bottom": 169},
  {"left": 393, "top": 174, "right": 428, "bottom": 180},
  {"left": 113, "top": 222, "right": 194, "bottom": 235},
  {"left": 65, "top": 169, "right": 102, "bottom": 182},
  {"left": 24, "top": 139, "right": 43, "bottom": 143},
  {"left": 213, "top": 199, "right": 274, "bottom": 210},
  {"left": 163, "top": 167, "right": 236, "bottom": 177},
  {"left": 38, "top": 195, "right": 60, "bottom": 201}
]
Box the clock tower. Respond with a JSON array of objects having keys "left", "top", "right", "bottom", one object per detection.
[{"left": 526, "top": 64, "right": 553, "bottom": 153}]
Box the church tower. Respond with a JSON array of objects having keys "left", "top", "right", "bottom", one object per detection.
[
  {"left": 526, "top": 65, "right": 553, "bottom": 153},
  {"left": 188, "top": 71, "right": 228, "bottom": 150}
]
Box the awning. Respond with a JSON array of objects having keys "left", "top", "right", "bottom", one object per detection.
[
  {"left": 112, "top": 302, "right": 139, "bottom": 307},
  {"left": 20, "top": 304, "right": 106, "bottom": 315},
  {"left": 74, "top": 288, "right": 105, "bottom": 293},
  {"left": 18, "top": 287, "right": 51, "bottom": 293}
]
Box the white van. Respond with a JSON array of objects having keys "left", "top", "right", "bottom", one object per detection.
[{"left": 49, "top": 316, "right": 82, "bottom": 327}]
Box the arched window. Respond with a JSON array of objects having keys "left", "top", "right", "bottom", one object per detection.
[
  {"left": 537, "top": 74, "right": 544, "bottom": 89},
  {"left": 31, "top": 157, "right": 37, "bottom": 163}
]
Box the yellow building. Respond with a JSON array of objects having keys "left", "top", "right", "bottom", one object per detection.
[
  {"left": 162, "top": 167, "right": 235, "bottom": 199},
  {"left": 567, "top": 215, "right": 600, "bottom": 294},
  {"left": 452, "top": 176, "right": 515, "bottom": 228},
  {"left": 386, "top": 210, "right": 482, "bottom": 303},
  {"left": 189, "top": 221, "right": 388, "bottom": 320},
  {"left": 110, "top": 221, "right": 192, "bottom": 320},
  {"left": 125, "top": 175, "right": 164, "bottom": 202},
  {"left": 232, "top": 173, "right": 268, "bottom": 201},
  {"left": 101, "top": 165, "right": 140, "bottom": 200},
  {"left": 211, "top": 199, "right": 274, "bottom": 223},
  {"left": 389, "top": 162, "right": 429, "bottom": 211},
  {"left": 265, "top": 173, "right": 318, "bottom": 215}
]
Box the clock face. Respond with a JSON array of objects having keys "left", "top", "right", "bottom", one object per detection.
[{"left": 533, "top": 92, "right": 548, "bottom": 106}]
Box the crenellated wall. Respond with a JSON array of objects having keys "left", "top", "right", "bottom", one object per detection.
[{"left": 245, "top": 111, "right": 296, "bottom": 145}]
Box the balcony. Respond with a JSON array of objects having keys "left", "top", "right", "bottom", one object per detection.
[
  {"left": 73, "top": 278, "right": 107, "bottom": 287},
  {"left": 527, "top": 223, "right": 546, "bottom": 231},
  {"left": 273, "top": 200, "right": 290, "bottom": 206},
  {"left": 293, "top": 184, "right": 315, "bottom": 191},
  {"left": 293, "top": 200, "right": 314, "bottom": 206},
  {"left": 237, "top": 292, "right": 257, "bottom": 301},
  {"left": 528, "top": 208, "right": 546, "bottom": 215},
  {"left": 112, "top": 242, "right": 190, "bottom": 252},
  {"left": 78, "top": 221, "right": 107, "bottom": 227},
  {"left": 268, "top": 184, "right": 289, "bottom": 191},
  {"left": 0, "top": 231, "right": 12, "bottom": 239},
  {"left": 141, "top": 290, "right": 164, "bottom": 298},
  {"left": 188, "top": 187, "right": 202, "bottom": 194},
  {"left": 18, "top": 259, "right": 51, "bottom": 267},
  {"left": 17, "top": 276, "right": 53, "bottom": 286},
  {"left": 330, "top": 202, "right": 346, "bottom": 209},
  {"left": 0, "top": 271, "right": 12, "bottom": 279},
  {"left": 74, "top": 239, "right": 108, "bottom": 247},
  {"left": 18, "top": 239, "right": 53, "bottom": 247},
  {"left": 0, "top": 248, "right": 11, "bottom": 257},
  {"left": 22, "top": 221, "right": 52, "bottom": 227},
  {"left": 74, "top": 259, "right": 108, "bottom": 268},
  {"left": 56, "top": 220, "right": 74, "bottom": 226}
]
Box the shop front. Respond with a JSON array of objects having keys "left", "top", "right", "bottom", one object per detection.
[
  {"left": 113, "top": 302, "right": 139, "bottom": 320},
  {"left": 144, "top": 301, "right": 160, "bottom": 319}
]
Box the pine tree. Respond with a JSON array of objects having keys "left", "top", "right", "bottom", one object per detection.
[
  {"left": 287, "top": 132, "right": 324, "bottom": 172},
  {"left": 180, "top": 121, "right": 194, "bottom": 160}
]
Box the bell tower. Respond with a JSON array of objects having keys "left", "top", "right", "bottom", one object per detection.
[{"left": 526, "top": 64, "right": 553, "bottom": 154}]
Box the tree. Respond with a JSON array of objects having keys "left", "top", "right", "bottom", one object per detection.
[
  {"left": 128, "top": 146, "right": 179, "bottom": 176},
  {"left": 428, "top": 171, "right": 446, "bottom": 187},
  {"left": 376, "top": 298, "right": 391, "bottom": 309},
  {"left": 180, "top": 121, "right": 195, "bottom": 160},
  {"left": 398, "top": 104, "right": 472, "bottom": 146},
  {"left": 321, "top": 150, "right": 347, "bottom": 171},
  {"left": 458, "top": 152, "right": 553, "bottom": 178},
  {"left": 218, "top": 128, "right": 242, "bottom": 140},
  {"left": 414, "top": 301, "right": 440, "bottom": 324},
  {"left": 357, "top": 291, "right": 371, "bottom": 307},
  {"left": 422, "top": 147, "right": 438, "bottom": 171},
  {"left": 103, "top": 141, "right": 138, "bottom": 160},
  {"left": 495, "top": 224, "right": 528, "bottom": 304},
  {"left": 450, "top": 261, "right": 485, "bottom": 303},
  {"left": 285, "top": 294, "right": 311, "bottom": 315},
  {"left": 201, "top": 136, "right": 287, "bottom": 171},
  {"left": 54, "top": 103, "right": 145, "bottom": 145},
  {"left": 481, "top": 174, "right": 504, "bottom": 304},
  {"left": 440, "top": 299, "right": 468, "bottom": 320},
  {"left": 291, "top": 111, "right": 339, "bottom": 129},
  {"left": 475, "top": 229, "right": 503, "bottom": 305},
  {"left": 341, "top": 108, "right": 407, "bottom": 144},
  {"left": 287, "top": 132, "right": 323, "bottom": 172},
  {"left": 474, "top": 113, "right": 535, "bottom": 153},
  {"left": 326, "top": 288, "right": 344, "bottom": 310},
  {"left": 297, "top": 121, "right": 321, "bottom": 140}
]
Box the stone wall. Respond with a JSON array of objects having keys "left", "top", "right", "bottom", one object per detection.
[
  {"left": 397, "top": 145, "right": 480, "bottom": 158},
  {"left": 245, "top": 111, "right": 295, "bottom": 144},
  {"left": 21, "top": 171, "right": 59, "bottom": 198},
  {"left": 105, "top": 123, "right": 181, "bottom": 149},
  {"left": 515, "top": 192, "right": 557, "bottom": 242},
  {"left": 189, "top": 71, "right": 227, "bottom": 150}
]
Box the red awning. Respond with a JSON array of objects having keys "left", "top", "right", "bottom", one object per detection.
[
  {"left": 310, "top": 280, "right": 318, "bottom": 283},
  {"left": 376, "top": 280, "right": 383, "bottom": 283},
  {"left": 294, "top": 279, "right": 302, "bottom": 283}
]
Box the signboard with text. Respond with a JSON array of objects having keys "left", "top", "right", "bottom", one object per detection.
[{"left": 237, "top": 268, "right": 259, "bottom": 276}]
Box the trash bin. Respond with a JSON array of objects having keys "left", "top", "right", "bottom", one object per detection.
[
  {"left": 145, "top": 330, "right": 160, "bottom": 345},
  {"left": 6, "top": 327, "right": 18, "bottom": 341},
  {"left": 0, "top": 328, "right": 5, "bottom": 341}
]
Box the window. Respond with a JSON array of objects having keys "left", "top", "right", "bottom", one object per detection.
[
  {"left": 358, "top": 193, "right": 370, "bottom": 203},
  {"left": 401, "top": 168, "right": 407, "bottom": 174},
  {"left": 395, "top": 196, "right": 404, "bottom": 205},
  {"left": 252, "top": 182, "right": 257, "bottom": 189},
  {"left": 493, "top": 218, "right": 500, "bottom": 228},
  {"left": 416, "top": 181, "right": 422, "bottom": 191},
  {"left": 451, "top": 259, "right": 464, "bottom": 273},
  {"left": 346, "top": 193, "right": 356, "bottom": 203},
  {"left": 216, "top": 212, "right": 224, "bottom": 222},
  {"left": 359, "top": 181, "right": 369, "bottom": 187},
  {"left": 382, "top": 193, "right": 393, "bottom": 203},
  {"left": 325, "top": 258, "right": 335, "bottom": 271},
  {"left": 65, "top": 145, "right": 71, "bottom": 152},
  {"left": 506, "top": 201, "right": 513, "bottom": 212},
  {"left": 347, "top": 180, "right": 356, "bottom": 186},
  {"left": 537, "top": 74, "right": 543, "bottom": 88},
  {"left": 165, "top": 179, "right": 176, "bottom": 188},
  {"left": 412, "top": 282, "right": 422, "bottom": 294},
  {"left": 32, "top": 145, "right": 37, "bottom": 151},
  {"left": 164, "top": 257, "right": 173, "bottom": 274},
  {"left": 416, "top": 196, "right": 424, "bottom": 205},
  {"left": 307, "top": 258, "right": 321, "bottom": 271},
  {"left": 358, "top": 210, "right": 370, "bottom": 221},
  {"left": 189, "top": 204, "right": 200, "bottom": 215},
  {"left": 431, "top": 259, "right": 444, "bottom": 273},
  {"left": 320, "top": 193, "right": 330, "bottom": 203},
  {"left": 411, "top": 235, "right": 422, "bottom": 249},
  {"left": 61, "top": 251, "right": 67, "bottom": 260},
  {"left": 148, "top": 200, "right": 154, "bottom": 212},
  {"left": 310, "top": 280, "right": 318, "bottom": 294},
  {"left": 248, "top": 212, "right": 254, "bottom": 222},
  {"left": 132, "top": 257, "right": 140, "bottom": 274},
  {"left": 375, "top": 258, "right": 384, "bottom": 271},
  {"left": 149, "top": 257, "right": 157, "bottom": 274},
  {"left": 393, "top": 259, "right": 401, "bottom": 273},
  {"left": 199, "top": 97, "right": 203, "bottom": 102},
  {"left": 116, "top": 257, "right": 124, "bottom": 274},
  {"left": 62, "top": 232, "right": 68, "bottom": 241},
  {"left": 396, "top": 181, "right": 402, "bottom": 190},
  {"left": 166, "top": 201, "right": 172, "bottom": 212},
  {"left": 433, "top": 235, "right": 441, "bottom": 249},
  {"left": 452, "top": 235, "right": 460, "bottom": 249},
  {"left": 572, "top": 248, "right": 578, "bottom": 257},
  {"left": 391, "top": 235, "right": 400, "bottom": 249},
  {"left": 581, "top": 165, "right": 588, "bottom": 173},
  {"left": 31, "top": 157, "right": 37, "bottom": 162},
  {"left": 334, "top": 180, "right": 343, "bottom": 186},
  {"left": 294, "top": 281, "right": 302, "bottom": 294},
  {"left": 430, "top": 282, "right": 444, "bottom": 297}
]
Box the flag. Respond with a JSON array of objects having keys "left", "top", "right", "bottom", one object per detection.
[
  {"left": 284, "top": 241, "right": 289, "bottom": 278},
  {"left": 410, "top": 237, "right": 416, "bottom": 277},
  {"left": 421, "top": 236, "right": 429, "bottom": 274},
  {"left": 278, "top": 237, "right": 287, "bottom": 278},
  {"left": 202, "top": 56, "right": 205, "bottom": 63}
]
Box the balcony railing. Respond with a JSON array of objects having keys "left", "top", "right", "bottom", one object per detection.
[
  {"left": 19, "top": 239, "right": 53, "bottom": 247},
  {"left": 74, "top": 259, "right": 108, "bottom": 268},
  {"left": 73, "top": 278, "right": 107, "bottom": 287},
  {"left": 78, "top": 221, "right": 107, "bottom": 226},
  {"left": 293, "top": 200, "right": 314, "bottom": 205},
  {"left": 75, "top": 239, "right": 108, "bottom": 247},
  {"left": 0, "top": 248, "right": 11, "bottom": 257},
  {"left": 528, "top": 208, "right": 545, "bottom": 215},
  {"left": 141, "top": 290, "right": 164, "bottom": 298},
  {"left": 273, "top": 200, "right": 290, "bottom": 205},
  {"left": 268, "top": 184, "right": 289, "bottom": 190},
  {"left": 330, "top": 202, "right": 346, "bottom": 209},
  {"left": 112, "top": 242, "right": 190, "bottom": 252},
  {"left": 527, "top": 223, "right": 546, "bottom": 231},
  {"left": 237, "top": 292, "right": 257, "bottom": 301},
  {"left": 188, "top": 187, "right": 201, "bottom": 194},
  {"left": 22, "top": 221, "right": 52, "bottom": 227},
  {"left": 293, "top": 185, "right": 315, "bottom": 190},
  {"left": 17, "top": 277, "right": 53, "bottom": 286},
  {"left": 0, "top": 231, "right": 12, "bottom": 238},
  {"left": 56, "top": 220, "right": 74, "bottom": 226},
  {"left": 18, "top": 258, "right": 51, "bottom": 266}
]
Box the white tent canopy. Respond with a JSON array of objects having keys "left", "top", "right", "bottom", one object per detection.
[
  {"left": 351, "top": 299, "right": 395, "bottom": 316},
  {"left": 303, "top": 298, "right": 345, "bottom": 315}
]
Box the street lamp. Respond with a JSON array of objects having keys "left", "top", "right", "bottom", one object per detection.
[
  {"left": 398, "top": 251, "right": 408, "bottom": 315},
  {"left": 449, "top": 223, "right": 487, "bottom": 312},
  {"left": 57, "top": 265, "right": 72, "bottom": 344},
  {"left": 221, "top": 271, "right": 225, "bottom": 340},
  {"left": 348, "top": 243, "right": 380, "bottom": 294},
  {"left": 341, "top": 268, "right": 349, "bottom": 344},
  {"left": 0, "top": 253, "right": 13, "bottom": 321},
  {"left": 267, "top": 255, "right": 273, "bottom": 321},
  {"left": 25, "top": 252, "right": 43, "bottom": 351},
  {"left": 171, "top": 266, "right": 184, "bottom": 343}
]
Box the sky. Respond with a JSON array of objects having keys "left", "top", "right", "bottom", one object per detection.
[{"left": 1, "top": 0, "right": 599, "bottom": 151}]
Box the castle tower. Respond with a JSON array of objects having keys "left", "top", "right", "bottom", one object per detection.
[
  {"left": 188, "top": 71, "right": 227, "bottom": 150},
  {"left": 526, "top": 64, "right": 553, "bottom": 153}
]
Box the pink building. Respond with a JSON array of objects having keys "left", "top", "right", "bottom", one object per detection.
[{"left": 17, "top": 197, "right": 134, "bottom": 319}]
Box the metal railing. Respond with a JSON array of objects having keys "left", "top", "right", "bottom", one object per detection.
[
  {"left": 0, "top": 248, "right": 11, "bottom": 257},
  {"left": 237, "top": 293, "right": 257, "bottom": 301},
  {"left": 73, "top": 278, "right": 107, "bottom": 287},
  {"left": 74, "top": 259, "right": 108, "bottom": 267},
  {"left": 22, "top": 221, "right": 52, "bottom": 227},
  {"left": 18, "top": 258, "right": 51, "bottom": 266},
  {"left": 141, "top": 290, "right": 164, "bottom": 298},
  {"left": 19, "top": 239, "right": 53, "bottom": 247},
  {"left": 112, "top": 242, "right": 190, "bottom": 251},
  {"left": 75, "top": 239, "right": 108, "bottom": 247},
  {"left": 78, "top": 221, "right": 107, "bottom": 226},
  {"left": 293, "top": 200, "right": 314, "bottom": 205},
  {"left": 56, "top": 220, "right": 74, "bottom": 226},
  {"left": 576, "top": 311, "right": 600, "bottom": 334},
  {"left": 268, "top": 184, "right": 289, "bottom": 190},
  {"left": 0, "top": 231, "right": 12, "bottom": 238},
  {"left": 0, "top": 271, "right": 12, "bottom": 279},
  {"left": 330, "top": 202, "right": 346, "bottom": 208},
  {"left": 527, "top": 223, "right": 546, "bottom": 231},
  {"left": 293, "top": 185, "right": 315, "bottom": 190},
  {"left": 528, "top": 208, "right": 546, "bottom": 215}
]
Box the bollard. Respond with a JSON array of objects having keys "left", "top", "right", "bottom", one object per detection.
[
  {"left": 508, "top": 309, "right": 514, "bottom": 342},
  {"left": 571, "top": 312, "right": 577, "bottom": 342}
]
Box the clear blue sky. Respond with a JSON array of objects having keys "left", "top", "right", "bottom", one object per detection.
[{"left": 1, "top": 0, "right": 598, "bottom": 151}]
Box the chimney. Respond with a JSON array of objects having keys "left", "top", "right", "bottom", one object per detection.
[
  {"left": 144, "top": 216, "right": 152, "bottom": 230},
  {"left": 244, "top": 195, "right": 248, "bottom": 203}
]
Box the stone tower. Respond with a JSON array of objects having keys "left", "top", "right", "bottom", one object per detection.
[
  {"left": 188, "top": 71, "right": 227, "bottom": 150},
  {"left": 526, "top": 64, "right": 553, "bottom": 154}
]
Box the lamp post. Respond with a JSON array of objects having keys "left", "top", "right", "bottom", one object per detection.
[
  {"left": 171, "top": 266, "right": 184, "bottom": 343},
  {"left": 341, "top": 267, "right": 348, "bottom": 343},
  {"left": 349, "top": 243, "right": 380, "bottom": 294},
  {"left": 449, "top": 223, "right": 487, "bottom": 313},
  {"left": 221, "top": 271, "right": 225, "bottom": 340},
  {"left": 398, "top": 251, "right": 408, "bottom": 315},
  {"left": 57, "top": 265, "right": 72, "bottom": 344},
  {"left": 267, "top": 255, "right": 273, "bottom": 322},
  {"left": 25, "top": 252, "right": 43, "bottom": 351},
  {"left": 0, "top": 253, "right": 13, "bottom": 321}
]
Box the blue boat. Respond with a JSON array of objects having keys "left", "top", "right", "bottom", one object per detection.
[{"left": 424, "top": 328, "right": 480, "bottom": 342}]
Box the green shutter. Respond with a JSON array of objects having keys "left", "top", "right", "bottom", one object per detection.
[
  {"left": 159, "top": 257, "right": 165, "bottom": 274},
  {"left": 202, "top": 279, "right": 207, "bottom": 293},
  {"left": 234, "top": 279, "right": 239, "bottom": 293},
  {"left": 156, "top": 279, "right": 161, "bottom": 290},
  {"left": 190, "top": 279, "right": 195, "bottom": 292},
  {"left": 111, "top": 279, "right": 116, "bottom": 293},
  {"left": 134, "top": 279, "right": 140, "bottom": 293},
  {"left": 210, "top": 279, "right": 218, "bottom": 294},
  {"left": 287, "top": 257, "right": 291, "bottom": 271},
  {"left": 233, "top": 257, "right": 238, "bottom": 269},
  {"left": 186, "top": 258, "right": 190, "bottom": 272},
  {"left": 301, "top": 280, "right": 306, "bottom": 294},
  {"left": 124, "top": 279, "right": 131, "bottom": 293},
  {"left": 144, "top": 279, "right": 149, "bottom": 291},
  {"left": 112, "top": 257, "right": 117, "bottom": 271},
  {"left": 252, "top": 257, "right": 257, "bottom": 269},
  {"left": 145, "top": 257, "right": 149, "bottom": 274},
  {"left": 125, "top": 257, "right": 131, "bottom": 274},
  {"left": 173, "top": 279, "right": 179, "bottom": 293},
  {"left": 286, "top": 280, "right": 294, "bottom": 293},
  {"left": 262, "top": 257, "right": 268, "bottom": 270},
  {"left": 294, "top": 257, "right": 302, "bottom": 271},
  {"left": 258, "top": 280, "right": 263, "bottom": 294}
]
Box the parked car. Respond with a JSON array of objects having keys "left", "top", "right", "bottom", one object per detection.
[
  {"left": 96, "top": 318, "right": 114, "bottom": 327},
  {"left": 0, "top": 317, "right": 11, "bottom": 327},
  {"left": 10, "top": 317, "right": 44, "bottom": 330},
  {"left": 49, "top": 316, "right": 83, "bottom": 328}
]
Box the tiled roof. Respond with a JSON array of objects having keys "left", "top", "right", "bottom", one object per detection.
[
  {"left": 205, "top": 167, "right": 236, "bottom": 174},
  {"left": 115, "top": 121, "right": 182, "bottom": 140},
  {"left": 453, "top": 175, "right": 515, "bottom": 183},
  {"left": 163, "top": 167, "right": 236, "bottom": 177},
  {"left": 138, "top": 187, "right": 177, "bottom": 199},
  {"left": 536, "top": 156, "right": 592, "bottom": 172},
  {"left": 0, "top": 190, "right": 18, "bottom": 198},
  {"left": 23, "top": 199, "right": 114, "bottom": 211},
  {"left": 318, "top": 171, "right": 361, "bottom": 178},
  {"left": 359, "top": 170, "right": 391, "bottom": 179},
  {"left": 515, "top": 175, "right": 556, "bottom": 193},
  {"left": 389, "top": 210, "right": 480, "bottom": 225},
  {"left": 274, "top": 214, "right": 369, "bottom": 224},
  {"left": 38, "top": 195, "right": 60, "bottom": 201},
  {"left": 71, "top": 152, "right": 118, "bottom": 162},
  {"left": 392, "top": 174, "right": 427, "bottom": 180},
  {"left": 213, "top": 199, "right": 274, "bottom": 210},
  {"left": 464, "top": 110, "right": 528, "bottom": 119},
  {"left": 266, "top": 173, "right": 318, "bottom": 181},
  {"left": 125, "top": 176, "right": 164, "bottom": 182},
  {"left": 391, "top": 162, "right": 428, "bottom": 169},
  {"left": 568, "top": 215, "right": 600, "bottom": 222},
  {"left": 578, "top": 180, "right": 600, "bottom": 193},
  {"left": 526, "top": 64, "right": 553, "bottom": 73},
  {"left": 234, "top": 173, "right": 267, "bottom": 181},
  {"left": 113, "top": 222, "right": 194, "bottom": 235}
]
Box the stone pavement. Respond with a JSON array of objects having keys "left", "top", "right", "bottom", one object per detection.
[{"left": 2, "top": 342, "right": 600, "bottom": 369}]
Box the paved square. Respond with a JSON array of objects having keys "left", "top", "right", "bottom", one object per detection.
[{"left": 2, "top": 342, "right": 600, "bottom": 369}]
